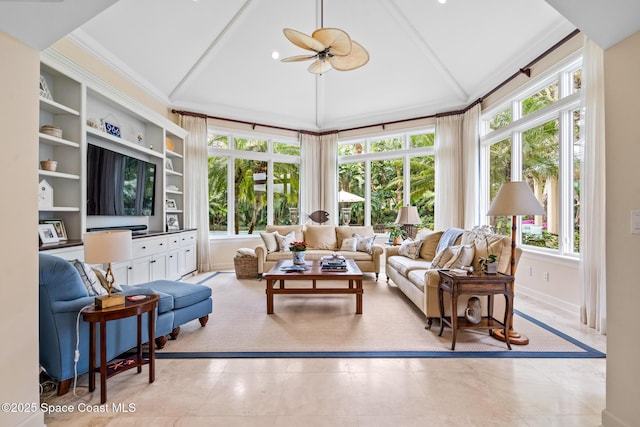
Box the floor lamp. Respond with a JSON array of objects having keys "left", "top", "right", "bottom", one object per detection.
[{"left": 486, "top": 181, "right": 544, "bottom": 345}]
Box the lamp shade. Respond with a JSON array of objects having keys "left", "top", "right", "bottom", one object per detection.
[
  {"left": 395, "top": 206, "right": 422, "bottom": 224},
  {"left": 84, "top": 230, "right": 133, "bottom": 264},
  {"left": 487, "top": 181, "right": 545, "bottom": 216}
]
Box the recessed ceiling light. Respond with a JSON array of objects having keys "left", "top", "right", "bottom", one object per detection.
[
  {"left": 438, "top": 0, "right": 447, "bottom": 4},
  {"left": 272, "top": 51, "right": 280, "bottom": 60}
]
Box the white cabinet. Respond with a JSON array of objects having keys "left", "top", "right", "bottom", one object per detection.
[{"left": 178, "top": 231, "right": 197, "bottom": 276}]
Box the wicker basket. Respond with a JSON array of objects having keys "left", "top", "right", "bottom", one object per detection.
[{"left": 234, "top": 255, "right": 258, "bottom": 279}]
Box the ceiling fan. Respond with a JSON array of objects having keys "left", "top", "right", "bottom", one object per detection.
[{"left": 281, "top": 1, "right": 369, "bottom": 74}]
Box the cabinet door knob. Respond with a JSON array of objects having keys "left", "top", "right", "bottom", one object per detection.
[
  {"left": 150, "top": 259, "right": 156, "bottom": 263},
  {"left": 142, "top": 246, "right": 146, "bottom": 249}
]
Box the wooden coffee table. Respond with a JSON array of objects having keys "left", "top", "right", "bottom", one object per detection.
[{"left": 264, "top": 259, "right": 364, "bottom": 314}]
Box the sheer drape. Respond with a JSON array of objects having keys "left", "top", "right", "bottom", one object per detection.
[
  {"left": 434, "top": 115, "right": 463, "bottom": 230},
  {"left": 461, "top": 104, "right": 480, "bottom": 229},
  {"left": 179, "top": 115, "right": 212, "bottom": 272},
  {"left": 579, "top": 36, "right": 606, "bottom": 334},
  {"left": 300, "top": 133, "right": 338, "bottom": 224}
]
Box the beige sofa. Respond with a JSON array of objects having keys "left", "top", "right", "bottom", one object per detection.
[
  {"left": 255, "top": 225, "right": 384, "bottom": 279},
  {"left": 385, "top": 229, "right": 521, "bottom": 329}
]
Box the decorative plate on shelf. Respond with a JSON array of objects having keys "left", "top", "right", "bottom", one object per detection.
[{"left": 166, "top": 137, "right": 175, "bottom": 151}]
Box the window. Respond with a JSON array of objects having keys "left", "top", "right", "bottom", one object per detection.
[
  {"left": 338, "top": 130, "right": 435, "bottom": 231},
  {"left": 208, "top": 131, "right": 300, "bottom": 235},
  {"left": 481, "top": 57, "right": 582, "bottom": 256}
]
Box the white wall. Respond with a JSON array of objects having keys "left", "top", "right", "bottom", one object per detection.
[
  {"left": 0, "top": 31, "right": 44, "bottom": 427},
  {"left": 602, "top": 29, "right": 640, "bottom": 427}
]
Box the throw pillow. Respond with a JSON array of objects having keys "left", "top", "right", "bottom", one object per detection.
[
  {"left": 431, "top": 245, "right": 461, "bottom": 269},
  {"left": 353, "top": 233, "right": 375, "bottom": 254},
  {"left": 398, "top": 238, "right": 423, "bottom": 260},
  {"left": 260, "top": 231, "right": 278, "bottom": 253},
  {"left": 275, "top": 231, "right": 296, "bottom": 252},
  {"left": 418, "top": 231, "right": 444, "bottom": 261},
  {"left": 340, "top": 237, "right": 358, "bottom": 252},
  {"left": 444, "top": 244, "right": 475, "bottom": 269},
  {"left": 305, "top": 224, "right": 338, "bottom": 250},
  {"left": 70, "top": 259, "right": 107, "bottom": 296}
]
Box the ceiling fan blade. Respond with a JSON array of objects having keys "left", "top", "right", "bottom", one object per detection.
[
  {"left": 330, "top": 40, "right": 369, "bottom": 71},
  {"left": 281, "top": 54, "right": 317, "bottom": 62},
  {"left": 308, "top": 59, "right": 333, "bottom": 74},
  {"left": 283, "top": 28, "right": 325, "bottom": 52},
  {"left": 313, "top": 28, "right": 352, "bottom": 56}
]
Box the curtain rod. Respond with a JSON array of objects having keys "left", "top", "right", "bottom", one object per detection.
[{"left": 172, "top": 29, "right": 581, "bottom": 136}]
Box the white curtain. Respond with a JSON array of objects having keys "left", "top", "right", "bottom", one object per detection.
[
  {"left": 579, "top": 36, "right": 606, "bottom": 334},
  {"left": 179, "top": 115, "right": 212, "bottom": 272},
  {"left": 462, "top": 104, "right": 481, "bottom": 229},
  {"left": 434, "top": 114, "right": 463, "bottom": 230},
  {"left": 300, "top": 132, "right": 338, "bottom": 224}
]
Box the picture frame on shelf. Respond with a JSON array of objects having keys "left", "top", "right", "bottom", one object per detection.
[
  {"left": 39, "top": 75, "right": 53, "bottom": 100},
  {"left": 166, "top": 199, "right": 177, "bottom": 210},
  {"left": 165, "top": 158, "right": 174, "bottom": 171},
  {"left": 166, "top": 214, "right": 180, "bottom": 231},
  {"left": 38, "top": 223, "right": 59, "bottom": 245},
  {"left": 42, "top": 219, "right": 67, "bottom": 241}
]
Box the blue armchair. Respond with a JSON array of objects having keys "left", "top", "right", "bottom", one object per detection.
[{"left": 38, "top": 253, "right": 175, "bottom": 395}]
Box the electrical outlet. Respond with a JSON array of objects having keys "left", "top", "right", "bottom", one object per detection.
[
  {"left": 543, "top": 272, "right": 549, "bottom": 282},
  {"left": 528, "top": 266, "right": 533, "bottom": 276}
]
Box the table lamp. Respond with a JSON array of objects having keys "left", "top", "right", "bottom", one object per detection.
[
  {"left": 395, "top": 206, "right": 422, "bottom": 239},
  {"left": 84, "top": 230, "right": 132, "bottom": 309},
  {"left": 486, "top": 181, "right": 544, "bottom": 345}
]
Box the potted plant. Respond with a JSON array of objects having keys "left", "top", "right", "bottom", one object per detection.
[
  {"left": 479, "top": 253, "right": 498, "bottom": 274},
  {"left": 289, "top": 241, "right": 308, "bottom": 265},
  {"left": 389, "top": 228, "right": 407, "bottom": 245},
  {"left": 471, "top": 225, "right": 498, "bottom": 274}
]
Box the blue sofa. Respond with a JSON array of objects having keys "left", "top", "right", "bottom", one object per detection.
[{"left": 39, "top": 253, "right": 212, "bottom": 395}]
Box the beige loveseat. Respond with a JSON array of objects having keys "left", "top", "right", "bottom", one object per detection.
[
  {"left": 385, "top": 229, "right": 521, "bottom": 329},
  {"left": 255, "top": 225, "right": 384, "bottom": 279}
]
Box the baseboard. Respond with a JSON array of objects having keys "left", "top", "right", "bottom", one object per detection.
[{"left": 516, "top": 284, "right": 579, "bottom": 314}]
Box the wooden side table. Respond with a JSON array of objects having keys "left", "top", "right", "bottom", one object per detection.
[
  {"left": 82, "top": 294, "right": 159, "bottom": 404},
  {"left": 437, "top": 270, "right": 513, "bottom": 350}
]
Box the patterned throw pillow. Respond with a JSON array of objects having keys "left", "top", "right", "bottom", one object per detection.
[
  {"left": 275, "top": 231, "right": 296, "bottom": 252},
  {"left": 340, "top": 237, "right": 358, "bottom": 252},
  {"left": 70, "top": 259, "right": 107, "bottom": 296},
  {"left": 353, "top": 233, "right": 375, "bottom": 254},
  {"left": 431, "top": 246, "right": 461, "bottom": 269},
  {"left": 444, "top": 244, "right": 475, "bottom": 269},
  {"left": 398, "top": 238, "right": 423, "bottom": 260},
  {"left": 260, "top": 231, "right": 278, "bottom": 253}
]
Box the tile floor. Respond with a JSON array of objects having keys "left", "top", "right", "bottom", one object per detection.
[{"left": 41, "top": 274, "right": 606, "bottom": 427}]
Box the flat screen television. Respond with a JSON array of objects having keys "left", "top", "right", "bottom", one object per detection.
[{"left": 87, "top": 144, "right": 156, "bottom": 216}]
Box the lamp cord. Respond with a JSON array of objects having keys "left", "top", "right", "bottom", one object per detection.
[{"left": 73, "top": 303, "right": 95, "bottom": 397}]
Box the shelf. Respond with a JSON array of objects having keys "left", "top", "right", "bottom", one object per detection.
[
  {"left": 87, "top": 127, "right": 164, "bottom": 159},
  {"left": 165, "top": 189, "right": 183, "bottom": 195},
  {"left": 166, "top": 150, "right": 183, "bottom": 159},
  {"left": 166, "top": 210, "right": 183, "bottom": 214},
  {"left": 38, "top": 170, "right": 81, "bottom": 180},
  {"left": 40, "top": 97, "right": 80, "bottom": 116},
  {"left": 166, "top": 169, "right": 183, "bottom": 177},
  {"left": 39, "top": 133, "right": 80, "bottom": 148},
  {"left": 38, "top": 206, "right": 80, "bottom": 212}
]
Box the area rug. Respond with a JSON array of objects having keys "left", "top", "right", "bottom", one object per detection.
[{"left": 155, "top": 272, "right": 604, "bottom": 359}]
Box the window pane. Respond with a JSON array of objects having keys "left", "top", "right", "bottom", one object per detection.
[
  {"left": 487, "top": 108, "right": 512, "bottom": 133},
  {"left": 338, "top": 162, "right": 365, "bottom": 225},
  {"left": 208, "top": 134, "right": 228, "bottom": 148},
  {"left": 234, "top": 137, "right": 267, "bottom": 153},
  {"left": 273, "top": 162, "right": 299, "bottom": 226},
  {"left": 572, "top": 108, "right": 583, "bottom": 253},
  {"left": 410, "top": 133, "right": 434, "bottom": 148},
  {"left": 274, "top": 141, "right": 299, "bottom": 156},
  {"left": 234, "top": 159, "right": 267, "bottom": 234},
  {"left": 338, "top": 142, "right": 364, "bottom": 156},
  {"left": 371, "top": 159, "right": 403, "bottom": 228},
  {"left": 488, "top": 138, "right": 511, "bottom": 237},
  {"left": 571, "top": 68, "right": 582, "bottom": 93},
  {"left": 523, "top": 119, "right": 559, "bottom": 249},
  {"left": 522, "top": 82, "right": 559, "bottom": 116},
  {"left": 208, "top": 157, "right": 228, "bottom": 233},
  {"left": 410, "top": 155, "right": 435, "bottom": 229},
  {"left": 371, "top": 137, "right": 402, "bottom": 152}
]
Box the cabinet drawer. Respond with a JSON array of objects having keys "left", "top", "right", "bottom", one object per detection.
[
  {"left": 167, "top": 234, "right": 181, "bottom": 250},
  {"left": 180, "top": 231, "right": 197, "bottom": 247},
  {"left": 133, "top": 236, "right": 168, "bottom": 257}
]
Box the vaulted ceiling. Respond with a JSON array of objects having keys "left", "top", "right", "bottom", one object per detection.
[{"left": 2, "top": 0, "right": 640, "bottom": 132}]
